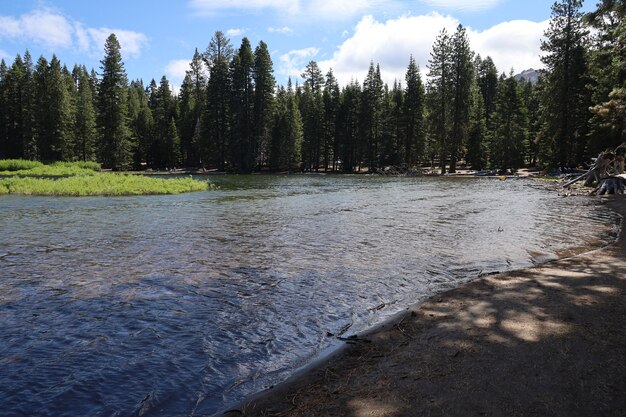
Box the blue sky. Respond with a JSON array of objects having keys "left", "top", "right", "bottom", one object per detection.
[{"left": 0, "top": 0, "right": 595, "bottom": 91}]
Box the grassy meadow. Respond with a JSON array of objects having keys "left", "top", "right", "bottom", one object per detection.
[{"left": 0, "top": 160, "right": 212, "bottom": 196}]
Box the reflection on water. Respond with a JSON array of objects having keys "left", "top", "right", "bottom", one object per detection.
[{"left": 0, "top": 175, "right": 619, "bottom": 416}]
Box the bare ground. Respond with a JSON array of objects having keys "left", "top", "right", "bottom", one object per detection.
[{"left": 225, "top": 198, "right": 626, "bottom": 417}]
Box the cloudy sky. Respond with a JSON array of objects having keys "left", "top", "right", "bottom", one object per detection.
[{"left": 0, "top": 0, "right": 595, "bottom": 91}]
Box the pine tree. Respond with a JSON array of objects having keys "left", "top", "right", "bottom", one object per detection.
[
  {"left": 361, "top": 62, "right": 384, "bottom": 171},
  {"left": 151, "top": 76, "right": 177, "bottom": 168},
  {"left": 490, "top": 73, "right": 528, "bottom": 172},
  {"left": 540, "top": 0, "right": 591, "bottom": 167},
  {"left": 338, "top": 81, "right": 362, "bottom": 172},
  {"left": 449, "top": 25, "right": 474, "bottom": 173},
  {"left": 204, "top": 31, "right": 233, "bottom": 170},
  {"left": 98, "top": 33, "right": 132, "bottom": 170},
  {"left": 253, "top": 41, "right": 276, "bottom": 170},
  {"left": 21, "top": 51, "right": 37, "bottom": 159},
  {"left": 75, "top": 67, "right": 97, "bottom": 161},
  {"left": 230, "top": 37, "right": 255, "bottom": 171},
  {"left": 300, "top": 61, "right": 325, "bottom": 171},
  {"left": 466, "top": 83, "right": 488, "bottom": 170},
  {"left": 428, "top": 29, "right": 453, "bottom": 173},
  {"left": 476, "top": 55, "right": 499, "bottom": 128},
  {"left": 4, "top": 54, "right": 27, "bottom": 158},
  {"left": 0, "top": 59, "right": 8, "bottom": 158},
  {"left": 586, "top": 0, "right": 626, "bottom": 151},
  {"left": 404, "top": 56, "right": 425, "bottom": 166},
  {"left": 179, "top": 49, "right": 206, "bottom": 166},
  {"left": 165, "top": 117, "right": 182, "bottom": 168},
  {"left": 323, "top": 69, "right": 340, "bottom": 171}
]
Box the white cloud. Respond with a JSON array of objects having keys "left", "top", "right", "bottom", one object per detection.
[
  {"left": 313, "top": 14, "right": 546, "bottom": 87},
  {"left": 189, "top": 0, "right": 300, "bottom": 15},
  {"left": 421, "top": 0, "right": 502, "bottom": 11},
  {"left": 226, "top": 28, "right": 247, "bottom": 37},
  {"left": 0, "top": 9, "right": 73, "bottom": 48},
  {"left": 279, "top": 47, "right": 320, "bottom": 79},
  {"left": 189, "top": 0, "right": 394, "bottom": 20},
  {"left": 85, "top": 28, "right": 149, "bottom": 59},
  {"left": 268, "top": 26, "right": 293, "bottom": 34},
  {"left": 0, "top": 9, "right": 148, "bottom": 59},
  {"left": 469, "top": 19, "right": 548, "bottom": 74},
  {"left": 316, "top": 13, "right": 459, "bottom": 86},
  {"left": 165, "top": 59, "right": 192, "bottom": 93},
  {"left": 0, "top": 49, "right": 10, "bottom": 60}
]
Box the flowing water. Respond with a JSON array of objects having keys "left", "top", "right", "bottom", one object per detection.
[{"left": 0, "top": 175, "right": 620, "bottom": 416}]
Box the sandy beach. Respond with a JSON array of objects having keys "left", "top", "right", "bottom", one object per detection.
[{"left": 227, "top": 197, "right": 626, "bottom": 417}]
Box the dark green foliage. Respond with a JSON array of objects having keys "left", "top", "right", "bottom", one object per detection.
[
  {"left": 75, "top": 67, "right": 97, "bottom": 161},
  {"left": 253, "top": 41, "right": 275, "bottom": 169},
  {"left": 270, "top": 80, "right": 303, "bottom": 171},
  {"left": 428, "top": 29, "right": 453, "bottom": 173},
  {"left": 300, "top": 61, "right": 325, "bottom": 171},
  {"left": 586, "top": 0, "right": 626, "bottom": 151},
  {"left": 97, "top": 34, "right": 132, "bottom": 170},
  {"left": 404, "top": 56, "right": 426, "bottom": 166},
  {"left": 203, "top": 31, "right": 233, "bottom": 170},
  {"left": 490, "top": 73, "right": 528, "bottom": 171},
  {"left": 539, "top": 0, "right": 591, "bottom": 168},
  {"left": 466, "top": 83, "right": 488, "bottom": 170},
  {"left": 361, "top": 62, "right": 384, "bottom": 172},
  {"left": 230, "top": 38, "right": 255, "bottom": 171},
  {"left": 449, "top": 25, "right": 474, "bottom": 173}
]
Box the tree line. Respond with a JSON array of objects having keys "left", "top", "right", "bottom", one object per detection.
[{"left": 0, "top": 0, "right": 624, "bottom": 173}]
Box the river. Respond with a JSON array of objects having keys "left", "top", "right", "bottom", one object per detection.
[{"left": 0, "top": 175, "right": 620, "bottom": 416}]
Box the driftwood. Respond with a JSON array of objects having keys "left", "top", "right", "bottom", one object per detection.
[
  {"left": 593, "top": 176, "right": 626, "bottom": 195},
  {"left": 562, "top": 146, "right": 626, "bottom": 193}
]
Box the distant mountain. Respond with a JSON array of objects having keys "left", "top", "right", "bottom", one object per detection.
[{"left": 514, "top": 68, "right": 539, "bottom": 84}]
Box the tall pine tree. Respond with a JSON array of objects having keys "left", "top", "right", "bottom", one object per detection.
[{"left": 98, "top": 34, "right": 132, "bottom": 170}]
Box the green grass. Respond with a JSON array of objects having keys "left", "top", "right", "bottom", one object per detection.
[
  {"left": 0, "top": 173, "right": 212, "bottom": 196},
  {"left": 0, "top": 159, "right": 44, "bottom": 171},
  {"left": 0, "top": 160, "right": 102, "bottom": 177}
]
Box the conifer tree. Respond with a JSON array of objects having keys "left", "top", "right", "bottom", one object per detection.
[
  {"left": 0, "top": 60, "right": 8, "bottom": 158},
  {"left": 75, "top": 68, "right": 97, "bottom": 161},
  {"left": 466, "top": 83, "right": 488, "bottom": 170},
  {"left": 165, "top": 117, "right": 182, "bottom": 168},
  {"left": 253, "top": 41, "right": 275, "bottom": 170},
  {"left": 404, "top": 56, "right": 425, "bottom": 166},
  {"left": 4, "top": 54, "right": 27, "bottom": 158},
  {"left": 362, "top": 62, "right": 384, "bottom": 171},
  {"left": 586, "top": 0, "right": 626, "bottom": 151},
  {"left": 490, "top": 73, "right": 528, "bottom": 171},
  {"left": 428, "top": 29, "right": 453, "bottom": 173},
  {"left": 300, "top": 61, "right": 325, "bottom": 170},
  {"left": 98, "top": 33, "right": 132, "bottom": 170},
  {"left": 539, "top": 0, "right": 591, "bottom": 167},
  {"left": 449, "top": 24, "right": 474, "bottom": 173},
  {"left": 476, "top": 55, "right": 499, "bottom": 127},
  {"left": 230, "top": 37, "right": 255, "bottom": 171},
  {"left": 322, "top": 69, "right": 340, "bottom": 171},
  {"left": 338, "top": 81, "right": 362, "bottom": 172},
  {"left": 204, "top": 31, "right": 233, "bottom": 170}
]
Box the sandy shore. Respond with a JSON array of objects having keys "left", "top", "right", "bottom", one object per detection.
[{"left": 225, "top": 197, "right": 626, "bottom": 417}]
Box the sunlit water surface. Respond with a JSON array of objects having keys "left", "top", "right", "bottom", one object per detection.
[{"left": 0, "top": 175, "right": 620, "bottom": 416}]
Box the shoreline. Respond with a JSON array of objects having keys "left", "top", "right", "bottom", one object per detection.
[{"left": 224, "top": 197, "right": 626, "bottom": 417}]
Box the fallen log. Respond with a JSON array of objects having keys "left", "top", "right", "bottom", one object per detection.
[{"left": 592, "top": 176, "right": 626, "bottom": 195}]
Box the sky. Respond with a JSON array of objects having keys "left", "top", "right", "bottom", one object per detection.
[{"left": 0, "top": 0, "right": 597, "bottom": 92}]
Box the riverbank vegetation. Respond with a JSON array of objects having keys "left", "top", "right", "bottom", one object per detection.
[
  {"left": 0, "top": 160, "right": 210, "bottom": 196},
  {"left": 0, "top": 0, "right": 623, "bottom": 174}
]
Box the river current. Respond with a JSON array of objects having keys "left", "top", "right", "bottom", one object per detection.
[{"left": 0, "top": 175, "right": 620, "bottom": 416}]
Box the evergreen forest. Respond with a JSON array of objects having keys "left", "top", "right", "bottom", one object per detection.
[{"left": 0, "top": 0, "right": 624, "bottom": 173}]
